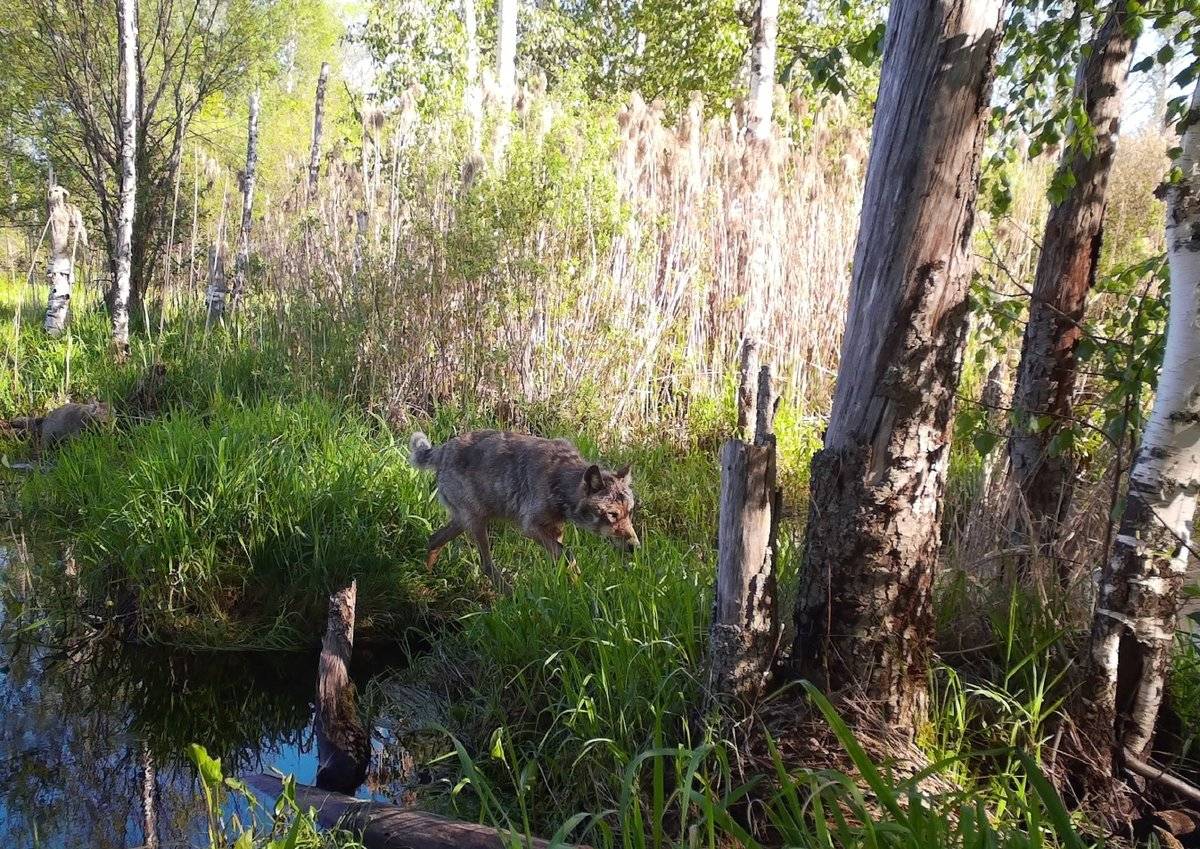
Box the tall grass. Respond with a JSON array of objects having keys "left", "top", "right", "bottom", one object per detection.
[
  {"left": 22, "top": 397, "right": 484, "bottom": 648},
  {"left": 233, "top": 87, "right": 866, "bottom": 436},
  {"left": 429, "top": 684, "right": 1099, "bottom": 849}
]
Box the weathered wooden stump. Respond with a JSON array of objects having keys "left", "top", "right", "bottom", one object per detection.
[
  {"left": 316, "top": 580, "right": 370, "bottom": 794},
  {"left": 709, "top": 364, "right": 781, "bottom": 702}
]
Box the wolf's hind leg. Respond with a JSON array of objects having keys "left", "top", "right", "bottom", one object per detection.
[{"left": 426, "top": 522, "right": 463, "bottom": 570}]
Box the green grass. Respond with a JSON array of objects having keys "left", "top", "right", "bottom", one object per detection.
[
  {"left": 0, "top": 278, "right": 1125, "bottom": 848},
  {"left": 22, "top": 397, "right": 486, "bottom": 648}
]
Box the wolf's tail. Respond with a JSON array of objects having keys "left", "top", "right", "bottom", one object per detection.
[{"left": 408, "top": 431, "right": 439, "bottom": 471}]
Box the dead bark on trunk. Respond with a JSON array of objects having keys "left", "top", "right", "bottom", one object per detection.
[
  {"left": 1069, "top": 80, "right": 1200, "bottom": 816},
  {"left": 791, "top": 0, "right": 1003, "bottom": 733},
  {"left": 112, "top": 0, "right": 139, "bottom": 355},
  {"left": 1008, "top": 3, "right": 1136, "bottom": 571},
  {"left": 735, "top": 337, "right": 760, "bottom": 441},
  {"left": 315, "top": 580, "right": 370, "bottom": 795},
  {"left": 711, "top": 365, "right": 781, "bottom": 702},
  {"left": 43, "top": 186, "right": 85, "bottom": 336},
  {"left": 309, "top": 63, "right": 330, "bottom": 200},
  {"left": 230, "top": 91, "right": 260, "bottom": 313}
]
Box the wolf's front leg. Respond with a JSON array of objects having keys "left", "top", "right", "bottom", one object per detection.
[
  {"left": 470, "top": 524, "right": 509, "bottom": 592},
  {"left": 529, "top": 525, "right": 579, "bottom": 580}
]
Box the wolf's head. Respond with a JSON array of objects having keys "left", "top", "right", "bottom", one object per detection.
[{"left": 580, "top": 464, "right": 639, "bottom": 552}]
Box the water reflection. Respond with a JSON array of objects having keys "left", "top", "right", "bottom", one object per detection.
[{"left": 0, "top": 630, "right": 411, "bottom": 847}]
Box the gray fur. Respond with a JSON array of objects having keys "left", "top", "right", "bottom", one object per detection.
[
  {"left": 8, "top": 400, "right": 111, "bottom": 450},
  {"left": 408, "top": 430, "right": 639, "bottom": 588}
]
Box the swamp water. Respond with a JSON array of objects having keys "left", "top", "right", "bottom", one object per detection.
[{"left": 0, "top": 586, "right": 420, "bottom": 846}]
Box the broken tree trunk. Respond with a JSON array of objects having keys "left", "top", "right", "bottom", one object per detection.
[
  {"left": 231, "top": 90, "right": 260, "bottom": 313},
  {"left": 43, "top": 186, "right": 85, "bottom": 336},
  {"left": 791, "top": 0, "right": 1003, "bottom": 734},
  {"left": 1070, "top": 79, "right": 1200, "bottom": 814},
  {"left": 710, "top": 365, "right": 781, "bottom": 702},
  {"left": 316, "top": 580, "right": 370, "bottom": 795},
  {"left": 735, "top": 337, "right": 760, "bottom": 441},
  {"left": 245, "top": 774, "right": 561, "bottom": 849},
  {"left": 112, "top": 0, "right": 138, "bottom": 355},
  {"left": 309, "top": 63, "right": 330, "bottom": 200},
  {"left": 1008, "top": 2, "right": 1137, "bottom": 572}
]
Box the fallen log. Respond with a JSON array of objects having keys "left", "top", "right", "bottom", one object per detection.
[{"left": 245, "top": 773, "right": 558, "bottom": 849}]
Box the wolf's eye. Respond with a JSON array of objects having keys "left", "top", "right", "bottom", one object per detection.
[{"left": 605, "top": 511, "right": 619, "bottom": 523}]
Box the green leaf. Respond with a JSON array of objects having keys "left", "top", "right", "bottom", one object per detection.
[
  {"left": 1017, "top": 752, "right": 1088, "bottom": 849},
  {"left": 973, "top": 431, "right": 1001, "bottom": 456},
  {"left": 188, "top": 743, "right": 224, "bottom": 789},
  {"left": 489, "top": 728, "right": 506, "bottom": 762}
]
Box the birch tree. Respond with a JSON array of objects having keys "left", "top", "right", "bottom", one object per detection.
[
  {"left": 111, "top": 0, "right": 138, "bottom": 354},
  {"left": 230, "top": 90, "right": 260, "bottom": 313},
  {"left": 792, "top": 0, "right": 1003, "bottom": 732},
  {"left": 1009, "top": 3, "right": 1137, "bottom": 564},
  {"left": 308, "top": 62, "right": 330, "bottom": 199},
  {"left": 745, "top": 0, "right": 779, "bottom": 142},
  {"left": 492, "top": 0, "right": 518, "bottom": 167},
  {"left": 42, "top": 186, "right": 86, "bottom": 336},
  {"left": 1073, "top": 81, "right": 1200, "bottom": 801},
  {"left": 463, "top": 0, "right": 483, "bottom": 154},
  {"left": 11, "top": 0, "right": 298, "bottom": 311},
  {"left": 739, "top": 0, "right": 781, "bottom": 375}
]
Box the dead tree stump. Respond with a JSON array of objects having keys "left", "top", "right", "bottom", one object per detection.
[
  {"left": 710, "top": 364, "right": 781, "bottom": 702},
  {"left": 316, "top": 580, "right": 370, "bottom": 794}
]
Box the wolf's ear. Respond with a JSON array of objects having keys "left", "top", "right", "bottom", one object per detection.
[
  {"left": 585, "top": 464, "right": 604, "bottom": 493},
  {"left": 615, "top": 464, "right": 632, "bottom": 483}
]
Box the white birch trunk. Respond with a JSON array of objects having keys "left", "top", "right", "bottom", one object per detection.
[
  {"left": 308, "top": 63, "right": 330, "bottom": 200},
  {"left": 140, "top": 741, "right": 159, "bottom": 849},
  {"left": 492, "top": 0, "right": 517, "bottom": 168},
  {"left": 43, "top": 186, "right": 83, "bottom": 336},
  {"left": 1077, "top": 80, "right": 1200, "bottom": 777},
  {"left": 231, "top": 90, "right": 260, "bottom": 313},
  {"left": 112, "top": 0, "right": 138, "bottom": 354},
  {"left": 746, "top": 0, "right": 779, "bottom": 142},
  {"left": 205, "top": 242, "right": 227, "bottom": 325},
  {"left": 463, "top": 0, "right": 483, "bottom": 154},
  {"left": 792, "top": 0, "right": 1003, "bottom": 732}
]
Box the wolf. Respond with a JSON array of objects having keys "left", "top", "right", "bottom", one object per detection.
[
  {"left": 8, "top": 400, "right": 112, "bottom": 450},
  {"left": 408, "top": 430, "right": 639, "bottom": 587}
]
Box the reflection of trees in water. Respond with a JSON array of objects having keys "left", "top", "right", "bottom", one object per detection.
[{"left": 0, "top": 636, "right": 319, "bottom": 845}]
